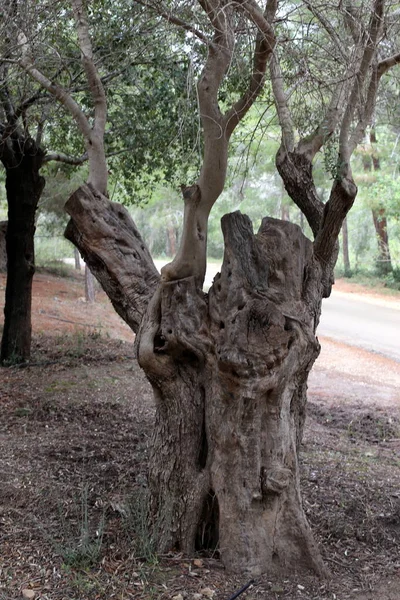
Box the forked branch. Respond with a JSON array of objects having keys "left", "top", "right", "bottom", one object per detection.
[
  {"left": 19, "top": 1, "right": 108, "bottom": 193},
  {"left": 162, "top": 0, "right": 277, "bottom": 286},
  {"left": 225, "top": 0, "right": 277, "bottom": 136}
]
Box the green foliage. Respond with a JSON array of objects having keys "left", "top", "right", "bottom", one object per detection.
[{"left": 323, "top": 131, "right": 341, "bottom": 180}]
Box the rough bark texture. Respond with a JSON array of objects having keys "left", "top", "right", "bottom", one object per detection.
[
  {"left": 64, "top": 184, "right": 160, "bottom": 333},
  {"left": 137, "top": 213, "right": 327, "bottom": 577},
  {"left": 0, "top": 138, "right": 45, "bottom": 363},
  {"left": 276, "top": 150, "right": 324, "bottom": 238},
  {"left": 65, "top": 185, "right": 327, "bottom": 575},
  {"left": 276, "top": 149, "right": 351, "bottom": 298}
]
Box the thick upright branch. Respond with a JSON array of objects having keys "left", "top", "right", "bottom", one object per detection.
[
  {"left": 196, "top": 0, "right": 235, "bottom": 206},
  {"left": 270, "top": 52, "right": 295, "bottom": 153},
  {"left": 313, "top": 0, "right": 392, "bottom": 278},
  {"left": 349, "top": 52, "right": 400, "bottom": 154},
  {"left": 163, "top": 0, "right": 277, "bottom": 287},
  {"left": 162, "top": 1, "right": 235, "bottom": 285},
  {"left": 71, "top": 0, "right": 107, "bottom": 140},
  {"left": 65, "top": 184, "right": 159, "bottom": 332}
]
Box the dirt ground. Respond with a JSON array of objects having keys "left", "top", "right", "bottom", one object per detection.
[{"left": 0, "top": 268, "right": 399, "bottom": 600}]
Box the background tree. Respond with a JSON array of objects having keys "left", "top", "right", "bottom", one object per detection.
[
  {"left": 20, "top": 0, "right": 400, "bottom": 577},
  {"left": 0, "top": 0, "right": 201, "bottom": 362}
]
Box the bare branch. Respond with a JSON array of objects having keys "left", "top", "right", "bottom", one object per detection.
[
  {"left": 18, "top": 32, "right": 92, "bottom": 141},
  {"left": 378, "top": 51, "right": 400, "bottom": 76},
  {"left": 43, "top": 151, "right": 88, "bottom": 165},
  {"left": 339, "top": 0, "right": 385, "bottom": 164},
  {"left": 135, "top": 0, "right": 210, "bottom": 45},
  {"left": 224, "top": 0, "right": 277, "bottom": 137},
  {"left": 270, "top": 51, "right": 295, "bottom": 152},
  {"left": 304, "top": 0, "right": 347, "bottom": 62},
  {"left": 71, "top": 0, "right": 107, "bottom": 139}
]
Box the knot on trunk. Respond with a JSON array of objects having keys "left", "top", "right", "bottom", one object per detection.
[
  {"left": 156, "top": 278, "right": 211, "bottom": 365},
  {"left": 261, "top": 466, "right": 292, "bottom": 495},
  {"left": 181, "top": 184, "right": 201, "bottom": 205}
]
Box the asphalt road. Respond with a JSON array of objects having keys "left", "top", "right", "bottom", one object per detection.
[
  {"left": 154, "top": 260, "right": 400, "bottom": 363},
  {"left": 318, "top": 292, "right": 400, "bottom": 363}
]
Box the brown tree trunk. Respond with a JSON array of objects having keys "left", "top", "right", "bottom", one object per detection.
[
  {"left": 65, "top": 186, "right": 328, "bottom": 577},
  {"left": 74, "top": 246, "right": 81, "bottom": 270},
  {"left": 372, "top": 208, "right": 392, "bottom": 275},
  {"left": 342, "top": 217, "right": 351, "bottom": 276},
  {"left": 85, "top": 264, "right": 96, "bottom": 303},
  {"left": 137, "top": 213, "right": 327, "bottom": 577},
  {"left": 368, "top": 130, "right": 392, "bottom": 276},
  {"left": 0, "top": 137, "right": 45, "bottom": 364}
]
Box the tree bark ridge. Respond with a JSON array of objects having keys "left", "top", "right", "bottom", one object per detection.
[
  {"left": 65, "top": 184, "right": 159, "bottom": 333},
  {"left": 137, "top": 212, "right": 328, "bottom": 576}
]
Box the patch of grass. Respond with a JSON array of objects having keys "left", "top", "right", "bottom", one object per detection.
[
  {"left": 36, "top": 261, "right": 75, "bottom": 279},
  {"left": 53, "top": 484, "right": 106, "bottom": 569},
  {"left": 60, "top": 329, "right": 105, "bottom": 358},
  {"left": 45, "top": 380, "right": 77, "bottom": 393},
  {"left": 121, "top": 488, "right": 160, "bottom": 563},
  {"left": 14, "top": 407, "right": 32, "bottom": 417},
  {"left": 1, "top": 350, "right": 27, "bottom": 367},
  {"left": 335, "top": 268, "right": 400, "bottom": 293},
  {"left": 65, "top": 567, "right": 104, "bottom": 596}
]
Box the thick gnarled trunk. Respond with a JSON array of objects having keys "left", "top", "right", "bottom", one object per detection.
[
  {"left": 138, "top": 213, "right": 327, "bottom": 576},
  {"left": 0, "top": 140, "right": 45, "bottom": 364},
  {"left": 64, "top": 186, "right": 327, "bottom": 576}
]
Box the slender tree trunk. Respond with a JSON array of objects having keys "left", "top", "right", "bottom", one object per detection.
[
  {"left": 372, "top": 208, "right": 392, "bottom": 275},
  {"left": 137, "top": 214, "right": 327, "bottom": 577},
  {"left": 342, "top": 217, "right": 351, "bottom": 276},
  {"left": 368, "top": 129, "right": 392, "bottom": 276},
  {"left": 0, "top": 138, "right": 45, "bottom": 364},
  {"left": 167, "top": 222, "right": 177, "bottom": 257},
  {"left": 85, "top": 264, "right": 95, "bottom": 303},
  {"left": 281, "top": 204, "right": 290, "bottom": 221},
  {"left": 74, "top": 247, "right": 81, "bottom": 270}
]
